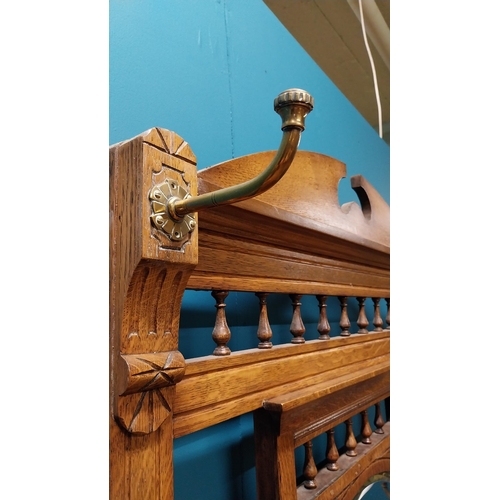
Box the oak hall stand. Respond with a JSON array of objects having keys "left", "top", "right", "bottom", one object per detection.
[{"left": 109, "top": 90, "right": 390, "bottom": 499}]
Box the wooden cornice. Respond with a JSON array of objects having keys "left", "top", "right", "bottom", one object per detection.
[{"left": 187, "top": 150, "right": 389, "bottom": 296}]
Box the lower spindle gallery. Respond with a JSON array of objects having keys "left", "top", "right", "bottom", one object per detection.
[{"left": 299, "top": 401, "right": 387, "bottom": 491}]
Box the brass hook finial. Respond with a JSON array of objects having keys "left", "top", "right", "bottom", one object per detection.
[{"left": 150, "top": 88, "right": 313, "bottom": 241}]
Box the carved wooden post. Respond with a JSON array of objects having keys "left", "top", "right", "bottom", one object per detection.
[
  {"left": 211, "top": 291, "right": 231, "bottom": 356},
  {"left": 345, "top": 418, "right": 358, "bottom": 457},
  {"left": 326, "top": 428, "right": 339, "bottom": 471},
  {"left": 374, "top": 402, "right": 385, "bottom": 434},
  {"left": 109, "top": 128, "right": 198, "bottom": 500},
  {"left": 372, "top": 298, "right": 383, "bottom": 332},
  {"left": 256, "top": 292, "right": 273, "bottom": 348},
  {"left": 338, "top": 296, "right": 351, "bottom": 336},
  {"left": 290, "top": 294, "right": 306, "bottom": 344},
  {"left": 316, "top": 295, "right": 331, "bottom": 340},
  {"left": 361, "top": 409, "right": 373, "bottom": 444},
  {"left": 303, "top": 440, "right": 318, "bottom": 489},
  {"left": 356, "top": 297, "right": 369, "bottom": 334}
]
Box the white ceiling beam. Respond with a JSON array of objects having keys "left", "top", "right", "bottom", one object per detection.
[{"left": 347, "top": 0, "right": 390, "bottom": 69}]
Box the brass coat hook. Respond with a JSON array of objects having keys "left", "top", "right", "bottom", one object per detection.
[{"left": 150, "top": 88, "right": 313, "bottom": 242}]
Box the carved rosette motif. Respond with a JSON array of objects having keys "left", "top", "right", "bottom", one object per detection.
[
  {"left": 115, "top": 351, "right": 185, "bottom": 434},
  {"left": 118, "top": 351, "right": 186, "bottom": 396}
]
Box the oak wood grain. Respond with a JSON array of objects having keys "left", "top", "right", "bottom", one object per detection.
[
  {"left": 196, "top": 151, "right": 389, "bottom": 248},
  {"left": 173, "top": 334, "right": 389, "bottom": 436}
]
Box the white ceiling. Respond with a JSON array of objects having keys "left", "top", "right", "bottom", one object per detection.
[{"left": 264, "top": 0, "right": 390, "bottom": 144}]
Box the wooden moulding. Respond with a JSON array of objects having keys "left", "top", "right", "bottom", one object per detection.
[
  {"left": 187, "top": 150, "right": 389, "bottom": 296},
  {"left": 173, "top": 331, "right": 389, "bottom": 438},
  {"left": 110, "top": 127, "right": 198, "bottom": 436}
]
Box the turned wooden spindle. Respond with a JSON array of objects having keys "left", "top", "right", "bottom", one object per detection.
[
  {"left": 345, "top": 418, "right": 358, "bottom": 457},
  {"left": 361, "top": 410, "right": 373, "bottom": 444},
  {"left": 211, "top": 290, "right": 231, "bottom": 356},
  {"left": 338, "top": 296, "right": 351, "bottom": 336},
  {"left": 302, "top": 440, "right": 318, "bottom": 489},
  {"left": 372, "top": 298, "right": 383, "bottom": 332},
  {"left": 255, "top": 292, "right": 273, "bottom": 349},
  {"left": 316, "top": 295, "right": 331, "bottom": 340},
  {"left": 385, "top": 298, "right": 390, "bottom": 330},
  {"left": 289, "top": 294, "right": 306, "bottom": 344},
  {"left": 374, "top": 402, "right": 385, "bottom": 434},
  {"left": 356, "top": 297, "right": 369, "bottom": 334},
  {"left": 325, "top": 429, "right": 339, "bottom": 471}
]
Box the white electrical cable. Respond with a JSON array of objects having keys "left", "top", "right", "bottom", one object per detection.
[{"left": 358, "top": 0, "right": 383, "bottom": 138}]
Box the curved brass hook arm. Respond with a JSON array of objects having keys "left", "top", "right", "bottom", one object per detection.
[
  {"left": 173, "top": 127, "right": 301, "bottom": 217},
  {"left": 173, "top": 89, "right": 313, "bottom": 218},
  {"left": 150, "top": 89, "right": 313, "bottom": 242}
]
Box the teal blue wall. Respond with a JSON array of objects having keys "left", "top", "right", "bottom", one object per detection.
[{"left": 110, "top": 1, "right": 390, "bottom": 498}]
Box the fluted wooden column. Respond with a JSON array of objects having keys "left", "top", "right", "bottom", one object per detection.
[
  {"left": 361, "top": 410, "right": 372, "bottom": 444},
  {"left": 211, "top": 290, "right": 231, "bottom": 356},
  {"left": 372, "top": 298, "right": 383, "bottom": 332},
  {"left": 338, "top": 296, "right": 351, "bottom": 336},
  {"left": 256, "top": 292, "right": 273, "bottom": 349},
  {"left": 374, "top": 402, "right": 385, "bottom": 434},
  {"left": 303, "top": 440, "right": 318, "bottom": 489},
  {"left": 316, "top": 295, "right": 331, "bottom": 340},
  {"left": 326, "top": 429, "right": 339, "bottom": 471},
  {"left": 345, "top": 418, "right": 358, "bottom": 457},
  {"left": 356, "top": 297, "right": 369, "bottom": 334},
  {"left": 290, "top": 294, "right": 306, "bottom": 344}
]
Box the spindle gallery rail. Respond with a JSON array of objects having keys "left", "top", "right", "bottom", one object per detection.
[
  {"left": 295, "top": 404, "right": 389, "bottom": 499},
  {"left": 110, "top": 95, "right": 390, "bottom": 499},
  {"left": 203, "top": 292, "right": 390, "bottom": 355}
]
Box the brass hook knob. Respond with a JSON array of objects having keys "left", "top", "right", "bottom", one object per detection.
[{"left": 274, "top": 88, "right": 314, "bottom": 131}]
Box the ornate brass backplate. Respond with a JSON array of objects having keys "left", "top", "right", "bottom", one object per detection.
[{"left": 149, "top": 180, "right": 196, "bottom": 243}]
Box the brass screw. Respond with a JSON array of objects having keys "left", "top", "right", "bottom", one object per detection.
[
  {"left": 156, "top": 216, "right": 164, "bottom": 225},
  {"left": 189, "top": 220, "right": 196, "bottom": 230}
]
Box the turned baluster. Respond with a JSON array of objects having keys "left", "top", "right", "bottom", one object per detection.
[
  {"left": 211, "top": 290, "right": 231, "bottom": 356},
  {"left": 385, "top": 298, "right": 390, "bottom": 330},
  {"left": 356, "top": 297, "right": 369, "bottom": 334},
  {"left": 302, "top": 440, "right": 317, "bottom": 489},
  {"left": 345, "top": 418, "right": 358, "bottom": 457},
  {"left": 338, "top": 296, "right": 351, "bottom": 336},
  {"left": 372, "top": 298, "right": 383, "bottom": 332},
  {"left": 316, "top": 295, "right": 331, "bottom": 340},
  {"left": 374, "top": 402, "right": 385, "bottom": 434},
  {"left": 325, "top": 429, "right": 339, "bottom": 471},
  {"left": 255, "top": 292, "right": 273, "bottom": 349},
  {"left": 361, "top": 410, "right": 372, "bottom": 444},
  {"left": 289, "top": 294, "right": 306, "bottom": 344}
]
